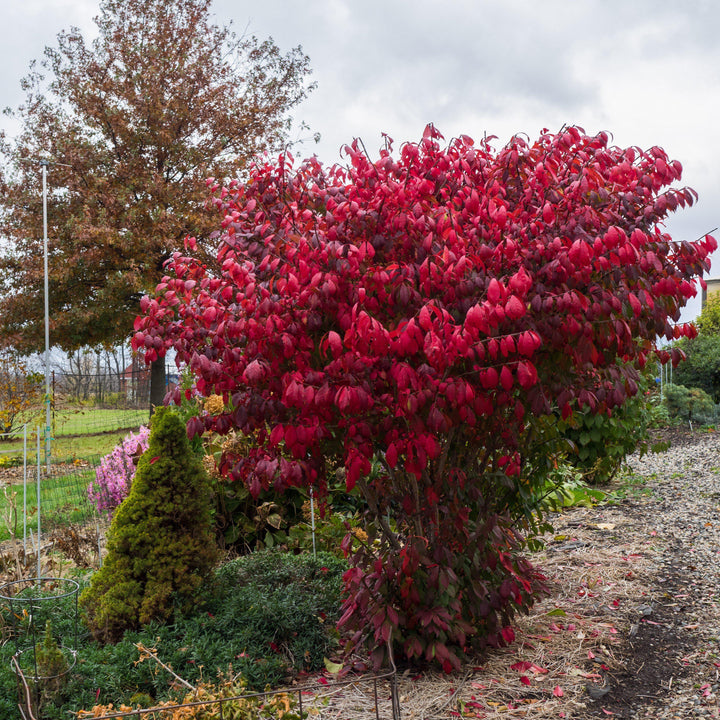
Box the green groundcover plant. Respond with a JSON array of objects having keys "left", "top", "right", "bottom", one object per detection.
[{"left": 0, "top": 551, "right": 346, "bottom": 718}]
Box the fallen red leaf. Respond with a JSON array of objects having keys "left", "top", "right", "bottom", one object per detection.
[{"left": 511, "top": 661, "right": 532, "bottom": 672}]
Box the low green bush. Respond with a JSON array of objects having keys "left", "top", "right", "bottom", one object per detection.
[
  {"left": 663, "top": 383, "right": 717, "bottom": 424},
  {"left": 671, "top": 334, "right": 720, "bottom": 403},
  {"left": 561, "top": 373, "right": 658, "bottom": 485},
  {"left": 0, "top": 550, "right": 346, "bottom": 718}
]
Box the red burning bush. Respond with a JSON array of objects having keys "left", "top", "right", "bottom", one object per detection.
[{"left": 134, "top": 125, "right": 715, "bottom": 669}]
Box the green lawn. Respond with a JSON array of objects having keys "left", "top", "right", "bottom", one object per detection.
[
  {"left": 0, "top": 405, "right": 148, "bottom": 462},
  {"left": 53, "top": 406, "right": 148, "bottom": 436},
  {"left": 0, "top": 466, "right": 96, "bottom": 543}
]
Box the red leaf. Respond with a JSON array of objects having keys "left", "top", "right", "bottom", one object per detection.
[
  {"left": 511, "top": 661, "right": 532, "bottom": 672},
  {"left": 243, "top": 359, "right": 266, "bottom": 384},
  {"left": 628, "top": 292, "right": 642, "bottom": 317},
  {"left": 500, "top": 365, "right": 513, "bottom": 391},
  {"left": 508, "top": 267, "right": 532, "bottom": 297},
  {"left": 569, "top": 239, "right": 591, "bottom": 267},
  {"left": 419, "top": 305, "right": 432, "bottom": 331},
  {"left": 553, "top": 685, "right": 564, "bottom": 697},
  {"left": 505, "top": 295, "right": 526, "bottom": 320},
  {"left": 328, "top": 331, "right": 343, "bottom": 357},
  {"left": 542, "top": 202, "right": 555, "bottom": 224},
  {"left": 500, "top": 626, "right": 515, "bottom": 644},
  {"left": 520, "top": 675, "right": 531, "bottom": 686},
  {"left": 465, "top": 304, "right": 487, "bottom": 332},
  {"left": 481, "top": 367, "right": 498, "bottom": 389},
  {"left": 517, "top": 360, "right": 538, "bottom": 389},
  {"left": 386, "top": 443, "right": 398, "bottom": 469},
  {"left": 487, "top": 278, "right": 502, "bottom": 305}
]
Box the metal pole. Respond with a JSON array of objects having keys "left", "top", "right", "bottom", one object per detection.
[
  {"left": 309, "top": 486, "right": 316, "bottom": 559},
  {"left": 36, "top": 428, "right": 41, "bottom": 582},
  {"left": 23, "top": 424, "right": 27, "bottom": 556},
  {"left": 41, "top": 161, "right": 51, "bottom": 469}
]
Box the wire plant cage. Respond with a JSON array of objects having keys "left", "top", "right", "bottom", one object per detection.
[{"left": 0, "top": 577, "right": 79, "bottom": 718}]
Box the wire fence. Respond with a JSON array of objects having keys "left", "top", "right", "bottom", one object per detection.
[
  {"left": 0, "top": 401, "right": 151, "bottom": 575},
  {"left": 0, "top": 361, "right": 181, "bottom": 552}
]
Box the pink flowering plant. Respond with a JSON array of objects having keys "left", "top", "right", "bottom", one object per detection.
[{"left": 88, "top": 426, "right": 150, "bottom": 516}]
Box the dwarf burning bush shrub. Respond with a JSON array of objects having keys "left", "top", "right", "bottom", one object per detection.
[
  {"left": 133, "top": 125, "right": 715, "bottom": 669},
  {"left": 87, "top": 426, "right": 150, "bottom": 516}
]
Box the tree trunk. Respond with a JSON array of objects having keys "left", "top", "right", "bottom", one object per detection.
[{"left": 149, "top": 357, "right": 166, "bottom": 418}]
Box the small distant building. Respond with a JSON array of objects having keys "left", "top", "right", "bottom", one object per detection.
[
  {"left": 120, "top": 360, "right": 150, "bottom": 403},
  {"left": 702, "top": 278, "right": 720, "bottom": 307}
]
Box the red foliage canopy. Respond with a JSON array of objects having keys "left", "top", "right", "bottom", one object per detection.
[{"left": 135, "top": 125, "right": 714, "bottom": 497}]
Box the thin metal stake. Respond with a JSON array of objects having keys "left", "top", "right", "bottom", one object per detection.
[
  {"left": 309, "top": 486, "right": 316, "bottom": 559},
  {"left": 23, "top": 424, "right": 27, "bottom": 555},
  {"left": 36, "top": 429, "right": 41, "bottom": 582},
  {"left": 96, "top": 521, "right": 103, "bottom": 568}
]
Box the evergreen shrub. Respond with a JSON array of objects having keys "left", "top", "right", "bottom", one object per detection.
[{"left": 80, "top": 407, "right": 219, "bottom": 642}]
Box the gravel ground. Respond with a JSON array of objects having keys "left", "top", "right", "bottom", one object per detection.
[{"left": 574, "top": 428, "right": 720, "bottom": 719}]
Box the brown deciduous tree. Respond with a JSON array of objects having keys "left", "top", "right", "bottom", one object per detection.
[
  {"left": 0, "top": 0, "right": 314, "bottom": 411},
  {"left": 0, "top": 352, "right": 43, "bottom": 436}
]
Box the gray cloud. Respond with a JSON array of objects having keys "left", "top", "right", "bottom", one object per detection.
[{"left": 3, "top": 0, "right": 719, "bottom": 319}]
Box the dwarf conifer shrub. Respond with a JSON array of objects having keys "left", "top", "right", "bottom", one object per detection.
[
  {"left": 664, "top": 383, "right": 717, "bottom": 424},
  {"left": 80, "top": 407, "right": 219, "bottom": 643}
]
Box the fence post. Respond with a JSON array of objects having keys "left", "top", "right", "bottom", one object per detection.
[
  {"left": 23, "top": 424, "right": 27, "bottom": 556},
  {"left": 52, "top": 370, "right": 56, "bottom": 439},
  {"left": 36, "top": 427, "right": 41, "bottom": 582}
]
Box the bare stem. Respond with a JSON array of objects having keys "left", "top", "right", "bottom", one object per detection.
[{"left": 134, "top": 643, "right": 197, "bottom": 692}]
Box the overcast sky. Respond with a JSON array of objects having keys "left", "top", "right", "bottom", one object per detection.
[{"left": 2, "top": 0, "right": 718, "bottom": 321}]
